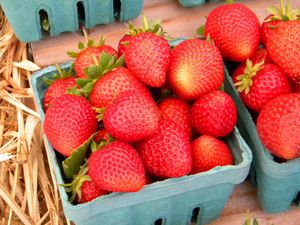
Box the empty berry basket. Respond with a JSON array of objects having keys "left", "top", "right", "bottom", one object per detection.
[
  {"left": 30, "top": 61, "right": 252, "bottom": 225},
  {"left": 0, "top": 0, "right": 143, "bottom": 42},
  {"left": 224, "top": 66, "right": 300, "bottom": 213}
]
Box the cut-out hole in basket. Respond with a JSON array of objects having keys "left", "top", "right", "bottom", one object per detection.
[
  {"left": 154, "top": 218, "right": 164, "bottom": 225},
  {"left": 191, "top": 207, "right": 201, "bottom": 223},
  {"left": 113, "top": 0, "right": 121, "bottom": 19},
  {"left": 39, "top": 9, "right": 50, "bottom": 36},
  {"left": 77, "top": 1, "right": 86, "bottom": 28}
]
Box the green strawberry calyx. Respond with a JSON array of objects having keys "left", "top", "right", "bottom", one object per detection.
[
  {"left": 62, "top": 162, "right": 90, "bottom": 203},
  {"left": 234, "top": 59, "right": 264, "bottom": 94},
  {"left": 43, "top": 64, "right": 74, "bottom": 86},
  {"left": 67, "top": 52, "right": 125, "bottom": 98},
  {"left": 90, "top": 131, "right": 115, "bottom": 152},
  {"left": 127, "top": 15, "right": 166, "bottom": 37},
  {"left": 266, "top": 0, "right": 300, "bottom": 22},
  {"left": 67, "top": 29, "right": 106, "bottom": 58}
]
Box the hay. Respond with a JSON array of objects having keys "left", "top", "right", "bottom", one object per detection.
[{"left": 0, "top": 8, "right": 67, "bottom": 225}]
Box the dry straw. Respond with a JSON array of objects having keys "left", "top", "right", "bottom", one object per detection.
[{"left": 0, "top": 8, "right": 68, "bottom": 225}]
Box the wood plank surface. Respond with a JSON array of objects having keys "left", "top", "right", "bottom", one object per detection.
[
  {"left": 31, "top": 0, "right": 300, "bottom": 67},
  {"left": 30, "top": 0, "right": 300, "bottom": 224}
]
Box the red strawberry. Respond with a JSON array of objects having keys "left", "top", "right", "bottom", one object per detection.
[
  {"left": 43, "top": 77, "right": 76, "bottom": 111},
  {"left": 250, "top": 48, "right": 272, "bottom": 65},
  {"left": 158, "top": 97, "right": 191, "bottom": 139},
  {"left": 136, "top": 119, "right": 192, "bottom": 178},
  {"left": 261, "top": 1, "right": 300, "bottom": 46},
  {"left": 291, "top": 80, "right": 300, "bottom": 93},
  {"left": 191, "top": 135, "right": 233, "bottom": 173},
  {"left": 261, "top": 16, "right": 282, "bottom": 47},
  {"left": 191, "top": 90, "right": 237, "bottom": 137},
  {"left": 169, "top": 39, "right": 224, "bottom": 101},
  {"left": 257, "top": 94, "right": 300, "bottom": 160},
  {"left": 89, "top": 67, "right": 150, "bottom": 108},
  {"left": 103, "top": 90, "right": 160, "bottom": 143},
  {"left": 88, "top": 141, "right": 146, "bottom": 192},
  {"left": 44, "top": 94, "right": 98, "bottom": 157},
  {"left": 266, "top": 21, "right": 300, "bottom": 82},
  {"left": 204, "top": 3, "right": 260, "bottom": 62},
  {"left": 79, "top": 181, "right": 108, "bottom": 204},
  {"left": 94, "top": 129, "right": 110, "bottom": 143},
  {"left": 74, "top": 46, "right": 117, "bottom": 78},
  {"left": 125, "top": 32, "right": 171, "bottom": 87},
  {"left": 118, "top": 34, "right": 132, "bottom": 57},
  {"left": 233, "top": 60, "right": 291, "bottom": 112}
]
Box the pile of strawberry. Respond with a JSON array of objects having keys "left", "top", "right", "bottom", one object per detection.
[
  {"left": 201, "top": 0, "right": 300, "bottom": 161},
  {"left": 42, "top": 17, "right": 237, "bottom": 204}
]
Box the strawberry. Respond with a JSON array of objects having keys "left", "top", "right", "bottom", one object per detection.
[
  {"left": 125, "top": 32, "right": 171, "bottom": 87},
  {"left": 89, "top": 67, "right": 150, "bottom": 108},
  {"left": 158, "top": 97, "right": 191, "bottom": 139},
  {"left": 43, "top": 77, "right": 76, "bottom": 111},
  {"left": 68, "top": 35, "right": 117, "bottom": 78},
  {"left": 191, "top": 135, "right": 233, "bottom": 173},
  {"left": 250, "top": 48, "right": 272, "bottom": 65},
  {"left": 233, "top": 60, "right": 291, "bottom": 112},
  {"left": 118, "top": 34, "right": 132, "bottom": 57},
  {"left": 169, "top": 39, "right": 224, "bottom": 101},
  {"left": 44, "top": 94, "right": 98, "bottom": 157},
  {"left": 261, "top": 1, "right": 300, "bottom": 46},
  {"left": 136, "top": 119, "right": 192, "bottom": 178},
  {"left": 191, "top": 90, "right": 237, "bottom": 137},
  {"left": 43, "top": 65, "right": 76, "bottom": 111},
  {"left": 79, "top": 181, "right": 108, "bottom": 204},
  {"left": 266, "top": 20, "right": 300, "bottom": 82},
  {"left": 204, "top": 3, "right": 260, "bottom": 62},
  {"left": 88, "top": 141, "right": 146, "bottom": 192},
  {"left": 257, "top": 93, "right": 300, "bottom": 160},
  {"left": 103, "top": 90, "right": 160, "bottom": 143}
]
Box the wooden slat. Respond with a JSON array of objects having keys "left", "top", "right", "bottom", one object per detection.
[{"left": 31, "top": 0, "right": 300, "bottom": 67}]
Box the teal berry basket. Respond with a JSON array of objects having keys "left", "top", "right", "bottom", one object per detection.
[
  {"left": 30, "top": 61, "right": 252, "bottom": 225},
  {"left": 0, "top": 0, "right": 144, "bottom": 43},
  {"left": 178, "top": 0, "right": 223, "bottom": 7},
  {"left": 224, "top": 66, "right": 300, "bottom": 213}
]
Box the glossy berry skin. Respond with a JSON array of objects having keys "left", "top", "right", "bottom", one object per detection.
[
  {"left": 79, "top": 181, "right": 108, "bottom": 203},
  {"left": 44, "top": 94, "right": 98, "bottom": 157},
  {"left": 250, "top": 48, "right": 272, "bottom": 65},
  {"left": 103, "top": 90, "right": 160, "bottom": 143},
  {"left": 191, "top": 135, "right": 233, "bottom": 174},
  {"left": 266, "top": 21, "right": 300, "bottom": 82},
  {"left": 169, "top": 39, "right": 224, "bottom": 101},
  {"left": 43, "top": 77, "right": 76, "bottom": 111},
  {"left": 233, "top": 63, "right": 291, "bottom": 112},
  {"left": 89, "top": 67, "right": 150, "bottom": 108},
  {"left": 125, "top": 32, "right": 171, "bottom": 87},
  {"left": 88, "top": 141, "right": 145, "bottom": 192},
  {"left": 136, "top": 119, "right": 192, "bottom": 178},
  {"left": 257, "top": 94, "right": 300, "bottom": 160},
  {"left": 118, "top": 34, "right": 132, "bottom": 57},
  {"left": 191, "top": 91, "right": 237, "bottom": 137},
  {"left": 261, "top": 16, "right": 282, "bottom": 47},
  {"left": 205, "top": 3, "right": 260, "bottom": 62},
  {"left": 158, "top": 97, "right": 191, "bottom": 139},
  {"left": 75, "top": 45, "right": 118, "bottom": 78}
]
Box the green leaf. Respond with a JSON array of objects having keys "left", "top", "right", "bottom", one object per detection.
[
  {"left": 84, "top": 65, "right": 102, "bottom": 79},
  {"left": 87, "top": 39, "right": 94, "bottom": 48},
  {"left": 78, "top": 42, "right": 85, "bottom": 50},
  {"left": 62, "top": 134, "right": 96, "bottom": 179},
  {"left": 196, "top": 25, "right": 205, "bottom": 37},
  {"left": 253, "top": 218, "right": 259, "bottom": 225},
  {"left": 81, "top": 82, "right": 95, "bottom": 98},
  {"left": 66, "top": 86, "right": 82, "bottom": 97},
  {"left": 67, "top": 51, "right": 78, "bottom": 58},
  {"left": 43, "top": 77, "right": 54, "bottom": 86},
  {"left": 90, "top": 140, "right": 98, "bottom": 152},
  {"left": 99, "top": 52, "right": 113, "bottom": 69},
  {"left": 76, "top": 78, "right": 93, "bottom": 88},
  {"left": 114, "top": 55, "right": 125, "bottom": 68},
  {"left": 268, "top": 6, "right": 282, "bottom": 17}
]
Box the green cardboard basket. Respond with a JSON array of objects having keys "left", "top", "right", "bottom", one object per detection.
[
  {"left": 30, "top": 61, "right": 252, "bottom": 225},
  {"left": 0, "top": 0, "right": 143, "bottom": 42},
  {"left": 224, "top": 66, "right": 300, "bottom": 213}
]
